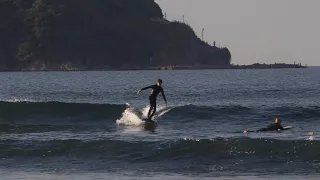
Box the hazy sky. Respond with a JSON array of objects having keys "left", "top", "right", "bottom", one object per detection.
[{"left": 155, "top": 0, "right": 320, "bottom": 65}]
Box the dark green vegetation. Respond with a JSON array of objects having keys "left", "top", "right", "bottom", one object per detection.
[{"left": 0, "top": 0, "right": 231, "bottom": 71}]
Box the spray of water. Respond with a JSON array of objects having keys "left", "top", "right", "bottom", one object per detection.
[{"left": 116, "top": 103, "right": 175, "bottom": 126}]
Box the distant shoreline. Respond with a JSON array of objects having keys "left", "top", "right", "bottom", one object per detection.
[
  {"left": 143, "top": 63, "right": 307, "bottom": 70},
  {"left": 0, "top": 63, "right": 308, "bottom": 72},
  {"left": 0, "top": 64, "right": 308, "bottom": 72}
]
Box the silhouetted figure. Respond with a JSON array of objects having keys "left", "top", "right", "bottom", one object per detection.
[{"left": 137, "top": 79, "right": 167, "bottom": 120}]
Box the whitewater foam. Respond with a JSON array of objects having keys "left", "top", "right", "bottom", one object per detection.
[
  {"left": 116, "top": 104, "right": 175, "bottom": 126},
  {"left": 4, "top": 97, "right": 38, "bottom": 103},
  {"left": 141, "top": 105, "right": 175, "bottom": 120},
  {"left": 116, "top": 106, "right": 143, "bottom": 126}
]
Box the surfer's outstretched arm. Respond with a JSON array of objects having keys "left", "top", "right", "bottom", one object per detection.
[
  {"left": 161, "top": 89, "right": 167, "bottom": 105},
  {"left": 256, "top": 128, "right": 268, "bottom": 132},
  {"left": 141, "top": 85, "right": 153, "bottom": 91},
  {"left": 137, "top": 85, "right": 153, "bottom": 94}
]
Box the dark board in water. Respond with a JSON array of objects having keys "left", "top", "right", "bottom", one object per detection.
[
  {"left": 143, "top": 119, "right": 157, "bottom": 130},
  {"left": 245, "top": 126, "right": 293, "bottom": 133}
]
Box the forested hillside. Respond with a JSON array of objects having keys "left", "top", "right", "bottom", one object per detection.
[{"left": 0, "top": 0, "right": 231, "bottom": 70}]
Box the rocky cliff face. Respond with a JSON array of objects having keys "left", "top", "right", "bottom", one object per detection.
[{"left": 0, "top": 0, "right": 231, "bottom": 70}]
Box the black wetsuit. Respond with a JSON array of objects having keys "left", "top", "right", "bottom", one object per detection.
[
  {"left": 256, "top": 123, "right": 284, "bottom": 132},
  {"left": 140, "top": 85, "right": 167, "bottom": 119}
]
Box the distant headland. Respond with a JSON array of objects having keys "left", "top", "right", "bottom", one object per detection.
[
  {"left": 143, "top": 63, "right": 307, "bottom": 71},
  {"left": 0, "top": 0, "right": 306, "bottom": 71}
]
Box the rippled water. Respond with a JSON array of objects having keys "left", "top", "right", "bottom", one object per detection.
[{"left": 0, "top": 68, "right": 319, "bottom": 179}]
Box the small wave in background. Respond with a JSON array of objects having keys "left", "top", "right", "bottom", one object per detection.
[{"left": 0, "top": 69, "right": 319, "bottom": 179}]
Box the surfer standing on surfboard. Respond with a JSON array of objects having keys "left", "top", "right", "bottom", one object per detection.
[
  {"left": 137, "top": 79, "right": 167, "bottom": 120},
  {"left": 243, "top": 118, "right": 284, "bottom": 133}
]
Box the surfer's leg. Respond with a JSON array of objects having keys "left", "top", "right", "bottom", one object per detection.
[
  {"left": 149, "top": 99, "right": 157, "bottom": 119},
  {"left": 150, "top": 106, "right": 156, "bottom": 119},
  {"left": 147, "top": 96, "right": 153, "bottom": 118},
  {"left": 148, "top": 97, "right": 157, "bottom": 119},
  {"left": 147, "top": 106, "right": 153, "bottom": 119}
]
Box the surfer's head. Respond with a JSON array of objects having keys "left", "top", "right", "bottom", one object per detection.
[
  {"left": 157, "top": 79, "right": 163, "bottom": 86},
  {"left": 275, "top": 118, "right": 281, "bottom": 124}
]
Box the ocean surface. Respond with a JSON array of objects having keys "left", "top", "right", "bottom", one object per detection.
[{"left": 0, "top": 68, "right": 319, "bottom": 180}]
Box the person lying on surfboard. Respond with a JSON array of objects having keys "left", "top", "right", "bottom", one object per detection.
[
  {"left": 137, "top": 79, "right": 167, "bottom": 121},
  {"left": 243, "top": 118, "right": 284, "bottom": 133}
]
